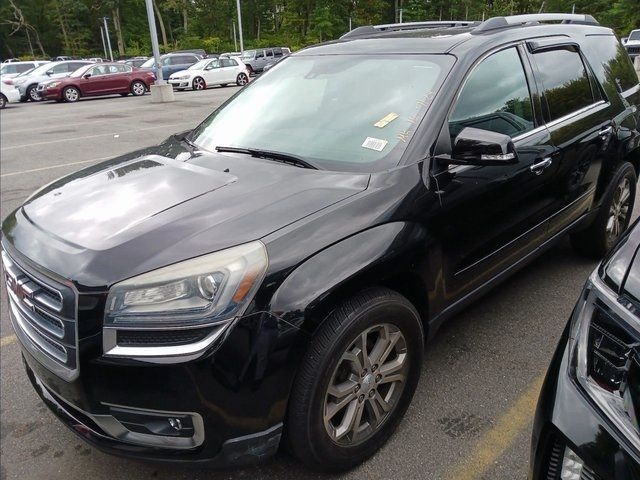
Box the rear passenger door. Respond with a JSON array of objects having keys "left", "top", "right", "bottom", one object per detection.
[
  {"left": 528, "top": 42, "right": 616, "bottom": 237},
  {"left": 433, "top": 46, "right": 559, "bottom": 300}
]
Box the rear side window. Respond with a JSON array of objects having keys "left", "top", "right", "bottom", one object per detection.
[
  {"left": 17, "top": 64, "right": 34, "bottom": 73},
  {"left": 533, "top": 48, "right": 595, "bottom": 121},
  {"left": 449, "top": 47, "right": 534, "bottom": 139},
  {"left": 221, "top": 58, "right": 238, "bottom": 67},
  {"left": 584, "top": 34, "right": 639, "bottom": 93}
]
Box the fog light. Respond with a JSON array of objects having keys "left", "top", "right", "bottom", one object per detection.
[
  {"left": 168, "top": 417, "right": 183, "bottom": 431},
  {"left": 561, "top": 447, "right": 584, "bottom": 480}
]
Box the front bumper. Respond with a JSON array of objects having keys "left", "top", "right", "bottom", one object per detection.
[
  {"left": 37, "top": 85, "right": 63, "bottom": 100},
  {"left": 168, "top": 80, "right": 191, "bottom": 88},
  {"left": 530, "top": 327, "right": 640, "bottom": 479},
  {"left": 3, "top": 241, "right": 307, "bottom": 467}
]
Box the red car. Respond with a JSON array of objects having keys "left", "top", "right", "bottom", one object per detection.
[{"left": 37, "top": 63, "right": 156, "bottom": 102}]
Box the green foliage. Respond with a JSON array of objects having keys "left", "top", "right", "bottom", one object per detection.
[{"left": 1, "top": 0, "right": 638, "bottom": 59}]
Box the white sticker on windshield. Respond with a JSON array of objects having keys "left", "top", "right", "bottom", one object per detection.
[{"left": 362, "top": 137, "right": 388, "bottom": 152}]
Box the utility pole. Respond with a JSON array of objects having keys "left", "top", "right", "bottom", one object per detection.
[
  {"left": 99, "top": 25, "right": 108, "bottom": 60},
  {"left": 349, "top": 17, "right": 352, "bottom": 31},
  {"left": 144, "top": 0, "right": 174, "bottom": 101},
  {"left": 236, "top": 0, "right": 244, "bottom": 54},
  {"left": 399, "top": 9, "right": 403, "bottom": 23},
  {"left": 102, "top": 17, "right": 114, "bottom": 61},
  {"left": 233, "top": 22, "right": 237, "bottom": 51}
]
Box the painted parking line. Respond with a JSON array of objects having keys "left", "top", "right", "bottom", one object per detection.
[
  {"left": 444, "top": 374, "right": 545, "bottom": 480},
  {"left": 0, "top": 335, "right": 16, "bottom": 347},
  {"left": 0, "top": 122, "right": 191, "bottom": 151},
  {"left": 1, "top": 156, "right": 113, "bottom": 178}
]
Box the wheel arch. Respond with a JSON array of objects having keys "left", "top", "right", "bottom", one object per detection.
[{"left": 268, "top": 222, "right": 431, "bottom": 338}]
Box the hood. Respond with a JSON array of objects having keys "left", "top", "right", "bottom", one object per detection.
[{"left": 4, "top": 142, "right": 369, "bottom": 287}]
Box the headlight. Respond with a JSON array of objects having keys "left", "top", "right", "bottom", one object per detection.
[
  {"left": 570, "top": 271, "right": 640, "bottom": 452},
  {"left": 46, "top": 82, "right": 61, "bottom": 88},
  {"left": 104, "top": 241, "right": 268, "bottom": 329},
  {"left": 171, "top": 75, "right": 188, "bottom": 80}
]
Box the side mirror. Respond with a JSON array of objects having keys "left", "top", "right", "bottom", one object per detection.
[
  {"left": 443, "top": 127, "right": 518, "bottom": 166},
  {"left": 45, "top": 70, "right": 53, "bottom": 76},
  {"left": 83, "top": 73, "right": 92, "bottom": 79}
]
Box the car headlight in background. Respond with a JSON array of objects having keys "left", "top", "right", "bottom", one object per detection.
[
  {"left": 170, "top": 75, "right": 189, "bottom": 80},
  {"left": 105, "top": 241, "right": 268, "bottom": 329},
  {"left": 45, "top": 82, "right": 61, "bottom": 89},
  {"left": 569, "top": 271, "right": 640, "bottom": 453}
]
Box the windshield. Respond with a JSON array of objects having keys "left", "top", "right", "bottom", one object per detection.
[
  {"left": 629, "top": 30, "right": 640, "bottom": 40},
  {"left": 191, "top": 54, "right": 454, "bottom": 172},
  {"left": 241, "top": 50, "right": 256, "bottom": 59},
  {"left": 70, "top": 64, "right": 92, "bottom": 77},
  {"left": 140, "top": 57, "right": 157, "bottom": 68},
  {"left": 189, "top": 59, "right": 210, "bottom": 70}
]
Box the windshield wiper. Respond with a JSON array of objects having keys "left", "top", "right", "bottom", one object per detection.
[{"left": 215, "top": 146, "right": 319, "bottom": 170}]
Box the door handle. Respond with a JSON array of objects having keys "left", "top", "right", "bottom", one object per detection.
[
  {"left": 599, "top": 126, "right": 613, "bottom": 138},
  {"left": 530, "top": 157, "right": 552, "bottom": 175}
]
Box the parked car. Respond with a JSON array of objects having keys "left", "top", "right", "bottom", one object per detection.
[
  {"left": 85, "top": 57, "right": 104, "bottom": 63},
  {"left": 171, "top": 49, "right": 208, "bottom": 57},
  {"left": 0, "top": 60, "right": 49, "bottom": 79},
  {"left": 122, "top": 57, "right": 148, "bottom": 68},
  {"left": 51, "top": 55, "right": 74, "bottom": 61},
  {"left": 168, "top": 57, "right": 249, "bottom": 90},
  {"left": 11, "top": 60, "right": 92, "bottom": 101},
  {"left": 530, "top": 219, "right": 640, "bottom": 479},
  {"left": 2, "top": 14, "right": 639, "bottom": 473},
  {"left": 0, "top": 79, "right": 20, "bottom": 108},
  {"left": 624, "top": 29, "right": 640, "bottom": 59},
  {"left": 220, "top": 51, "right": 241, "bottom": 58},
  {"left": 37, "top": 63, "right": 155, "bottom": 102},
  {"left": 139, "top": 53, "right": 201, "bottom": 80},
  {"left": 241, "top": 47, "right": 290, "bottom": 73}
]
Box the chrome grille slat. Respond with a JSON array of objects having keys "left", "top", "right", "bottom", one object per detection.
[{"left": 2, "top": 249, "right": 78, "bottom": 379}]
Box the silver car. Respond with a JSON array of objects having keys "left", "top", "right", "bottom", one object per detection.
[
  {"left": 12, "top": 60, "right": 92, "bottom": 101},
  {"left": 240, "top": 47, "right": 290, "bottom": 74},
  {"left": 0, "top": 61, "right": 49, "bottom": 79}
]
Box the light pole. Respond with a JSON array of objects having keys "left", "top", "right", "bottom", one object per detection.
[
  {"left": 102, "top": 17, "right": 114, "bottom": 61},
  {"left": 99, "top": 25, "right": 108, "bottom": 60},
  {"left": 144, "top": 0, "right": 174, "bottom": 101},
  {"left": 236, "top": 0, "right": 244, "bottom": 54}
]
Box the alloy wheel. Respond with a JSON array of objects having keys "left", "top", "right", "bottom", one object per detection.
[
  {"left": 64, "top": 88, "right": 79, "bottom": 102},
  {"left": 132, "top": 82, "right": 145, "bottom": 96},
  {"left": 193, "top": 77, "right": 205, "bottom": 90},
  {"left": 237, "top": 73, "right": 248, "bottom": 86},
  {"left": 29, "top": 87, "right": 40, "bottom": 101},
  {"left": 606, "top": 177, "right": 631, "bottom": 244},
  {"left": 323, "top": 323, "right": 408, "bottom": 446}
]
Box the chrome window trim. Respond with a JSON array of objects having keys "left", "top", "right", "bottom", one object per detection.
[
  {"left": 544, "top": 100, "right": 608, "bottom": 129},
  {"left": 621, "top": 84, "right": 640, "bottom": 98}
]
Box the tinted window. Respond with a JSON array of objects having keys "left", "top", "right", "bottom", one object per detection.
[
  {"left": 256, "top": 51, "right": 264, "bottom": 59},
  {"left": 533, "top": 49, "right": 595, "bottom": 121},
  {"left": 266, "top": 49, "right": 274, "bottom": 57},
  {"left": 17, "top": 64, "right": 34, "bottom": 73},
  {"left": 584, "top": 35, "right": 639, "bottom": 93},
  {"left": 449, "top": 47, "right": 534, "bottom": 139},
  {"left": 221, "top": 58, "right": 237, "bottom": 67},
  {"left": 51, "top": 63, "right": 69, "bottom": 74},
  {"left": 273, "top": 48, "right": 283, "bottom": 57}
]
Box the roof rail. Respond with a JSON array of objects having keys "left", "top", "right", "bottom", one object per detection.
[
  {"left": 472, "top": 13, "right": 599, "bottom": 34},
  {"left": 341, "top": 21, "right": 479, "bottom": 39}
]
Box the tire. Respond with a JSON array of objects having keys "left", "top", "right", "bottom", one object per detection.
[
  {"left": 62, "top": 86, "right": 80, "bottom": 103},
  {"left": 571, "top": 161, "right": 637, "bottom": 258},
  {"left": 0, "top": 94, "right": 6, "bottom": 109},
  {"left": 246, "top": 64, "right": 254, "bottom": 75},
  {"left": 286, "top": 287, "right": 424, "bottom": 472},
  {"left": 236, "top": 73, "right": 249, "bottom": 86},
  {"left": 192, "top": 76, "right": 206, "bottom": 90},
  {"left": 27, "top": 85, "right": 41, "bottom": 102},
  {"left": 130, "top": 81, "right": 146, "bottom": 96}
]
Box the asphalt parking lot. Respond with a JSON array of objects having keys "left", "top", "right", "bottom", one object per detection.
[{"left": 1, "top": 89, "right": 639, "bottom": 480}]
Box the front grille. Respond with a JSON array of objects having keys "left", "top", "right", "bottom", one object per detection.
[
  {"left": 2, "top": 249, "right": 78, "bottom": 379},
  {"left": 627, "top": 46, "right": 640, "bottom": 54}
]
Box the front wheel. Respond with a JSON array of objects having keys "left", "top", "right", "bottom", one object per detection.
[
  {"left": 0, "top": 94, "right": 6, "bottom": 109},
  {"left": 63, "top": 86, "right": 80, "bottom": 103},
  {"left": 236, "top": 73, "right": 249, "bottom": 86},
  {"left": 27, "top": 85, "right": 41, "bottom": 102},
  {"left": 130, "top": 81, "right": 146, "bottom": 96},
  {"left": 286, "top": 288, "right": 424, "bottom": 472},
  {"left": 192, "top": 76, "right": 206, "bottom": 90},
  {"left": 571, "top": 162, "right": 637, "bottom": 257}
]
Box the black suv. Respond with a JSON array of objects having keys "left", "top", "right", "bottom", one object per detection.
[
  {"left": 531, "top": 219, "right": 640, "bottom": 479},
  {"left": 2, "top": 13, "right": 640, "bottom": 473}
]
